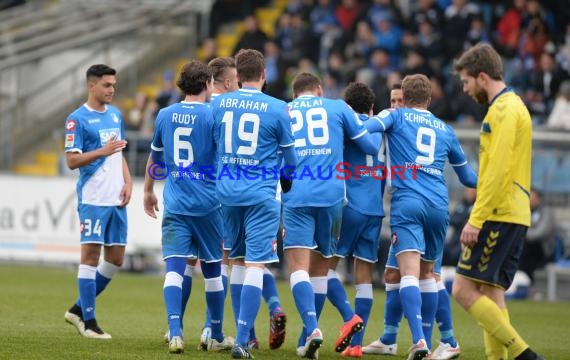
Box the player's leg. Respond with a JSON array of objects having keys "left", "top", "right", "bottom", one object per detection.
[
  {"left": 363, "top": 246, "right": 400, "bottom": 356},
  {"left": 453, "top": 222, "right": 543, "bottom": 360},
  {"left": 191, "top": 209, "right": 233, "bottom": 352},
  {"left": 419, "top": 208, "right": 447, "bottom": 350},
  {"left": 283, "top": 206, "right": 321, "bottom": 358},
  {"left": 328, "top": 206, "right": 360, "bottom": 324},
  {"left": 430, "top": 258, "right": 460, "bottom": 360},
  {"left": 419, "top": 260, "right": 437, "bottom": 349},
  {"left": 264, "top": 267, "right": 287, "bottom": 350},
  {"left": 345, "top": 214, "right": 382, "bottom": 357},
  {"left": 314, "top": 204, "right": 362, "bottom": 353},
  {"left": 232, "top": 199, "right": 280, "bottom": 358},
  {"left": 160, "top": 211, "right": 194, "bottom": 353},
  {"left": 182, "top": 258, "right": 195, "bottom": 323},
  {"left": 391, "top": 197, "right": 429, "bottom": 359}
]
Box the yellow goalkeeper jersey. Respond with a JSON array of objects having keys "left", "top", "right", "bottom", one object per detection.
[{"left": 469, "top": 89, "right": 532, "bottom": 228}]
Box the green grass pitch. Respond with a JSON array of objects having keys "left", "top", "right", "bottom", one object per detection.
[{"left": 1, "top": 264, "right": 568, "bottom": 359}]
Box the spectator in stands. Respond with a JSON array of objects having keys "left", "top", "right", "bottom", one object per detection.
[
  {"left": 495, "top": 0, "right": 526, "bottom": 58},
  {"left": 335, "top": 0, "right": 361, "bottom": 33},
  {"left": 263, "top": 41, "right": 287, "bottom": 98},
  {"left": 233, "top": 15, "right": 269, "bottom": 55},
  {"left": 200, "top": 38, "right": 218, "bottom": 63},
  {"left": 429, "top": 75, "right": 455, "bottom": 121},
  {"left": 442, "top": 187, "right": 476, "bottom": 266},
  {"left": 310, "top": 0, "right": 342, "bottom": 69},
  {"left": 126, "top": 92, "right": 152, "bottom": 135},
  {"left": 546, "top": 80, "right": 570, "bottom": 130},
  {"left": 151, "top": 71, "right": 181, "bottom": 118},
  {"left": 443, "top": 0, "right": 480, "bottom": 59},
  {"left": 519, "top": 189, "right": 556, "bottom": 283}
]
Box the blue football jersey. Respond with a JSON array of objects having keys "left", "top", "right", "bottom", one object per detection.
[
  {"left": 282, "top": 96, "right": 368, "bottom": 207},
  {"left": 151, "top": 101, "right": 220, "bottom": 216},
  {"left": 343, "top": 114, "right": 385, "bottom": 216},
  {"left": 211, "top": 87, "right": 295, "bottom": 206},
  {"left": 64, "top": 104, "right": 125, "bottom": 206},
  {"left": 371, "top": 108, "right": 468, "bottom": 209}
]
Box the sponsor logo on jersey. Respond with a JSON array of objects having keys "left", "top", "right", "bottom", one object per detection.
[
  {"left": 87, "top": 118, "right": 100, "bottom": 124},
  {"left": 99, "top": 128, "right": 120, "bottom": 144},
  {"left": 65, "top": 134, "right": 75, "bottom": 147},
  {"left": 66, "top": 119, "right": 76, "bottom": 131},
  {"left": 80, "top": 222, "right": 84, "bottom": 233}
]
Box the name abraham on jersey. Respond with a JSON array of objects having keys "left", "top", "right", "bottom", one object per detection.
[{"left": 218, "top": 97, "right": 268, "bottom": 112}]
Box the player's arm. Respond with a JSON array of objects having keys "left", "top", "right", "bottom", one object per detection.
[
  {"left": 143, "top": 154, "right": 159, "bottom": 218},
  {"left": 66, "top": 134, "right": 127, "bottom": 169},
  {"left": 448, "top": 132, "right": 477, "bottom": 188},
  {"left": 342, "top": 102, "right": 381, "bottom": 155},
  {"left": 353, "top": 132, "right": 381, "bottom": 155},
  {"left": 278, "top": 105, "right": 298, "bottom": 192},
  {"left": 468, "top": 109, "right": 516, "bottom": 229},
  {"left": 119, "top": 156, "right": 133, "bottom": 207},
  {"left": 279, "top": 144, "right": 297, "bottom": 192},
  {"left": 366, "top": 108, "right": 395, "bottom": 133}
]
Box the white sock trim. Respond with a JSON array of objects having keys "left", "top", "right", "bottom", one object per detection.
[
  {"left": 221, "top": 264, "right": 229, "bottom": 277},
  {"left": 78, "top": 264, "right": 97, "bottom": 279},
  {"left": 243, "top": 267, "right": 264, "bottom": 289},
  {"left": 263, "top": 267, "right": 274, "bottom": 276},
  {"left": 385, "top": 282, "right": 400, "bottom": 292},
  {"left": 327, "top": 268, "right": 339, "bottom": 279},
  {"left": 419, "top": 278, "right": 438, "bottom": 293},
  {"left": 164, "top": 271, "right": 183, "bottom": 288},
  {"left": 230, "top": 265, "right": 246, "bottom": 285},
  {"left": 290, "top": 270, "right": 310, "bottom": 289},
  {"left": 97, "top": 261, "right": 120, "bottom": 279},
  {"left": 400, "top": 275, "right": 419, "bottom": 289},
  {"left": 184, "top": 264, "right": 195, "bottom": 277},
  {"left": 205, "top": 276, "right": 224, "bottom": 292},
  {"left": 437, "top": 281, "right": 446, "bottom": 291},
  {"left": 355, "top": 283, "right": 373, "bottom": 299},
  {"left": 310, "top": 276, "right": 328, "bottom": 295}
]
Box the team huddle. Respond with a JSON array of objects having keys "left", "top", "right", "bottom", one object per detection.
[{"left": 62, "top": 44, "right": 545, "bottom": 360}]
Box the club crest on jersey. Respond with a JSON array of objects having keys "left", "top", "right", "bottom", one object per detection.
[
  {"left": 391, "top": 232, "right": 398, "bottom": 245},
  {"left": 112, "top": 113, "right": 120, "bottom": 123},
  {"left": 66, "top": 119, "right": 76, "bottom": 131},
  {"left": 65, "top": 134, "right": 75, "bottom": 147},
  {"left": 272, "top": 240, "right": 278, "bottom": 253}
]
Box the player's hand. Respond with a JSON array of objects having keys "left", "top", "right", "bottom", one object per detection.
[
  {"left": 119, "top": 182, "right": 132, "bottom": 207},
  {"left": 279, "top": 177, "right": 293, "bottom": 193},
  {"left": 100, "top": 135, "right": 127, "bottom": 156},
  {"left": 144, "top": 191, "right": 159, "bottom": 218},
  {"left": 460, "top": 222, "right": 480, "bottom": 247}
]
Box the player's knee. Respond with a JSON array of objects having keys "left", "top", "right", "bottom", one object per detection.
[{"left": 384, "top": 268, "right": 401, "bottom": 284}]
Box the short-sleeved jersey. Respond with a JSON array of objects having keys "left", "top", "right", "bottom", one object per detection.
[
  {"left": 151, "top": 101, "right": 220, "bottom": 216},
  {"left": 283, "top": 96, "right": 368, "bottom": 207},
  {"left": 64, "top": 104, "right": 125, "bottom": 206},
  {"left": 371, "top": 107, "right": 468, "bottom": 209},
  {"left": 211, "top": 87, "right": 295, "bottom": 206},
  {"left": 469, "top": 89, "right": 531, "bottom": 228},
  {"left": 343, "top": 114, "right": 385, "bottom": 216}
]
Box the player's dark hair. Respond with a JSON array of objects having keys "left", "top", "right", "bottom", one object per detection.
[
  {"left": 235, "top": 49, "right": 264, "bottom": 82},
  {"left": 402, "top": 74, "right": 431, "bottom": 107},
  {"left": 208, "top": 57, "right": 236, "bottom": 83},
  {"left": 344, "top": 82, "right": 375, "bottom": 114},
  {"left": 292, "top": 72, "right": 321, "bottom": 96},
  {"left": 177, "top": 60, "right": 211, "bottom": 96},
  {"left": 392, "top": 82, "right": 402, "bottom": 90},
  {"left": 86, "top": 64, "right": 116, "bottom": 81},
  {"left": 453, "top": 43, "right": 503, "bottom": 81}
]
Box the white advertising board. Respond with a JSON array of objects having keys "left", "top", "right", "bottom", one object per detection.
[{"left": 0, "top": 175, "right": 164, "bottom": 264}]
